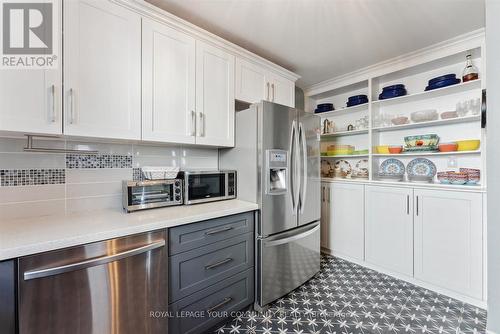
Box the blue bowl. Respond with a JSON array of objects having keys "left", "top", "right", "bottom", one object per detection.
[
  {"left": 379, "top": 89, "right": 407, "bottom": 100},
  {"left": 346, "top": 100, "right": 368, "bottom": 107},
  {"left": 425, "top": 78, "right": 461, "bottom": 91},
  {"left": 314, "top": 108, "right": 331, "bottom": 114},
  {"left": 317, "top": 103, "right": 333, "bottom": 109},
  {"left": 429, "top": 74, "right": 456, "bottom": 86},
  {"left": 382, "top": 84, "right": 405, "bottom": 91},
  {"left": 348, "top": 94, "right": 368, "bottom": 102}
]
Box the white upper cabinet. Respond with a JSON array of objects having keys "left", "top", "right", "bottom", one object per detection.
[
  {"left": 0, "top": 0, "right": 62, "bottom": 135},
  {"left": 268, "top": 72, "right": 295, "bottom": 108},
  {"left": 63, "top": 0, "right": 141, "bottom": 140},
  {"left": 365, "top": 185, "right": 414, "bottom": 276},
  {"left": 414, "top": 189, "right": 483, "bottom": 299},
  {"left": 235, "top": 57, "right": 295, "bottom": 108},
  {"left": 142, "top": 18, "right": 196, "bottom": 144},
  {"left": 195, "top": 41, "right": 235, "bottom": 147}
]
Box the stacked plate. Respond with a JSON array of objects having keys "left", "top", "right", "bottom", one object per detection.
[
  {"left": 377, "top": 158, "right": 405, "bottom": 181},
  {"left": 407, "top": 158, "right": 436, "bottom": 183},
  {"left": 378, "top": 84, "right": 407, "bottom": 100},
  {"left": 315, "top": 103, "right": 334, "bottom": 113},
  {"left": 425, "top": 74, "right": 461, "bottom": 91},
  {"left": 346, "top": 94, "right": 368, "bottom": 107}
]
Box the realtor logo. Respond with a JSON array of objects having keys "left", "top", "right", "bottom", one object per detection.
[{"left": 1, "top": 0, "right": 58, "bottom": 68}]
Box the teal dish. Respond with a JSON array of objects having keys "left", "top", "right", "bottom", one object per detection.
[{"left": 404, "top": 134, "right": 440, "bottom": 150}]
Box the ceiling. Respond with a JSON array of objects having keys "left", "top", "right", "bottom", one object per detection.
[{"left": 146, "top": 0, "right": 485, "bottom": 88}]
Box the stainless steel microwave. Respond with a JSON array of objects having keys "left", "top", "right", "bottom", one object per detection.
[{"left": 182, "top": 170, "right": 236, "bottom": 205}]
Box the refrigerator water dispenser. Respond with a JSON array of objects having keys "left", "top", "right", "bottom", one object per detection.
[{"left": 267, "top": 150, "right": 288, "bottom": 194}]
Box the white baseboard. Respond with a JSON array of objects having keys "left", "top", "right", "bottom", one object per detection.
[{"left": 320, "top": 248, "right": 487, "bottom": 309}]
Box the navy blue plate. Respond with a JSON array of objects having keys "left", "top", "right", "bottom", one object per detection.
[
  {"left": 348, "top": 94, "right": 368, "bottom": 101},
  {"left": 425, "top": 78, "right": 461, "bottom": 91},
  {"left": 429, "top": 74, "right": 456, "bottom": 86},
  {"left": 346, "top": 100, "right": 368, "bottom": 107},
  {"left": 382, "top": 84, "right": 405, "bottom": 91}
]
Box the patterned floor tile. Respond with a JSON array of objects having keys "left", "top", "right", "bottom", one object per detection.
[{"left": 213, "top": 255, "right": 487, "bottom": 334}]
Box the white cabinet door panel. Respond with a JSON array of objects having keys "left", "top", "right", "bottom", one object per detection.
[
  {"left": 195, "top": 41, "right": 235, "bottom": 147},
  {"left": 235, "top": 58, "right": 267, "bottom": 103},
  {"left": 64, "top": 0, "right": 141, "bottom": 140},
  {"left": 270, "top": 74, "right": 295, "bottom": 108},
  {"left": 320, "top": 183, "right": 330, "bottom": 249},
  {"left": 142, "top": 18, "right": 196, "bottom": 144},
  {"left": 328, "top": 183, "right": 364, "bottom": 260},
  {"left": 365, "top": 185, "right": 413, "bottom": 276},
  {"left": 414, "top": 189, "right": 482, "bottom": 299},
  {"left": 0, "top": 0, "right": 62, "bottom": 135}
]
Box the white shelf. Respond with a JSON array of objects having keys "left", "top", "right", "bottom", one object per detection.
[
  {"left": 372, "top": 115, "right": 480, "bottom": 132},
  {"left": 316, "top": 103, "right": 369, "bottom": 117},
  {"left": 373, "top": 150, "right": 480, "bottom": 157},
  {"left": 321, "top": 154, "right": 369, "bottom": 158},
  {"left": 321, "top": 129, "right": 368, "bottom": 138},
  {"left": 372, "top": 79, "right": 481, "bottom": 106}
]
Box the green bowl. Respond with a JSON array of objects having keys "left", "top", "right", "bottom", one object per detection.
[{"left": 404, "top": 134, "right": 440, "bottom": 149}]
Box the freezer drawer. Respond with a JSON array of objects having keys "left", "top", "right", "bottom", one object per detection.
[
  {"left": 18, "top": 230, "right": 167, "bottom": 334},
  {"left": 258, "top": 221, "right": 320, "bottom": 307},
  {"left": 169, "top": 268, "right": 254, "bottom": 334},
  {"left": 169, "top": 232, "right": 253, "bottom": 303}
]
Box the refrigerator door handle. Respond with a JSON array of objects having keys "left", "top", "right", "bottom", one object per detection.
[
  {"left": 298, "top": 122, "right": 307, "bottom": 214},
  {"left": 264, "top": 222, "right": 320, "bottom": 247},
  {"left": 289, "top": 120, "right": 298, "bottom": 214}
]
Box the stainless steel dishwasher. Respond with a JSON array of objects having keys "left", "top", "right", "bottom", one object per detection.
[{"left": 18, "top": 230, "right": 167, "bottom": 334}]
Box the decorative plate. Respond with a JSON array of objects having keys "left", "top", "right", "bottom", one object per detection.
[
  {"left": 406, "top": 158, "right": 437, "bottom": 178},
  {"left": 379, "top": 158, "right": 405, "bottom": 176},
  {"left": 353, "top": 159, "right": 369, "bottom": 178},
  {"left": 321, "top": 160, "right": 332, "bottom": 177},
  {"left": 334, "top": 160, "right": 352, "bottom": 178}
]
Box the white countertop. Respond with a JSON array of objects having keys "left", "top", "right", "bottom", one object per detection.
[{"left": 0, "top": 200, "right": 259, "bottom": 261}]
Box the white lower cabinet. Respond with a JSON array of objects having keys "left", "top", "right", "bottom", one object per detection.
[
  {"left": 414, "top": 189, "right": 483, "bottom": 299},
  {"left": 321, "top": 182, "right": 364, "bottom": 261},
  {"left": 365, "top": 186, "right": 414, "bottom": 276}
]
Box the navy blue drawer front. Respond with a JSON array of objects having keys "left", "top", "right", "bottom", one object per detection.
[
  {"left": 169, "top": 268, "right": 254, "bottom": 334},
  {"left": 169, "top": 212, "right": 254, "bottom": 255},
  {"left": 169, "top": 232, "right": 254, "bottom": 303}
]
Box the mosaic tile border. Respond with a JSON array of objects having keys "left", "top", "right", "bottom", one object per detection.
[
  {"left": 66, "top": 154, "right": 133, "bottom": 169},
  {"left": 133, "top": 168, "right": 144, "bottom": 181},
  {"left": 0, "top": 169, "right": 65, "bottom": 186}
]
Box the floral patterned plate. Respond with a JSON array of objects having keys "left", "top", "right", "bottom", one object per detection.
[
  {"left": 379, "top": 158, "right": 405, "bottom": 176},
  {"left": 406, "top": 158, "right": 437, "bottom": 178}
]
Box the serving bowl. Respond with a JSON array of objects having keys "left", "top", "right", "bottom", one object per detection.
[
  {"left": 447, "top": 172, "right": 468, "bottom": 185},
  {"left": 404, "top": 134, "right": 440, "bottom": 151},
  {"left": 437, "top": 172, "right": 450, "bottom": 184},
  {"left": 388, "top": 146, "right": 403, "bottom": 154},
  {"left": 391, "top": 116, "right": 409, "bottom": 125},
  {"left": 374, "top": 145, "right": 390, "bottom": 154},
  {"left": 438, "top": 142, "right": 458, "bottom": 152},
  {"left": 456, "top": 140, "right": 480, "bottom": 151},
  {"left": 460, "top": 168, "right": 480, "bottom": 184},
  {"left": 410, "top": 109, "right": 438, "bottom": 123}
]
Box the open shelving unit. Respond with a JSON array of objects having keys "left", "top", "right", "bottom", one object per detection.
[{"left": 309, "top": 44, "right": 486, "bottom": 190}]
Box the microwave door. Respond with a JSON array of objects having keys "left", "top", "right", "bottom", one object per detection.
[{"left": 185, "top": 172, "right": 226, "bottom": 204}]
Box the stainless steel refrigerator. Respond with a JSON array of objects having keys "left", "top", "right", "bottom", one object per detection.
[{"left": 220, "top": 100, "right": 321, "bottom": 308}]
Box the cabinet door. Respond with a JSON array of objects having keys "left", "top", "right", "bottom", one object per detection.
[
  {"left": 269, "top": 73, "right": 295, "bottom": 108},
  {"left": 235, "top": 58, "right": 268, "bottom": 104},
  {"left": 142, "top": 18, "right": 196, "bottom": 144},
  {"left": 64, "top": 0, "right": 141, "bottom": 140},
  {"left": 414, "top": 189, "right": 482, "bottom": 299},
  {"left": 365, "top": 185, "right": 413, "bottom": 276},
  {"left": 0, "top": 0, "right": 62, "bottom": 135},
  {"left": 328, "top": 183, "right": 364, "bottom": 260},
  {"left": 320, "top": 183, "right": 330, "bottom": 249},
  {"left": 195, "top": 41, "right": 235, "bottom": 147}
]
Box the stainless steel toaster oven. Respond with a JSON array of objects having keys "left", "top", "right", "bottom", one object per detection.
[{"left": 123, "top": 179, "right": 183, "bottom": 212}]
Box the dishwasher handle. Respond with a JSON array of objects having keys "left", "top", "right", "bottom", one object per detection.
[{"left": 23, "top": 240, "right": 165, "bottom": 281}]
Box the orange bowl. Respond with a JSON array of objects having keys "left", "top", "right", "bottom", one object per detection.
[
  {"left": 388, "top": 146, "right": 403, "bottom": 154},
  {"left": 438, "top": 142, "right": 458, "bottom": 152}
]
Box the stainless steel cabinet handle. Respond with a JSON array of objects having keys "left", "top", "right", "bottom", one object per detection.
[
  {"left": 416, "top": 196, "right": 419, "bottom": 216},
  {"left": 266, "top": 82, "right": 270, "bottom": 100},
  {"left": 23, "top": 240, "right": 165, "bottom": 281},
  {"left": 205, "top": 257, "right": 233, "bottom": 270},
  {"left": 271, "top": 83, "right": 275, "bottom": 102},
  {"left": 289, "top": 120, "right": 298, "bottom": 214},
  {"left": 68, "top": 88, "right": 75, "bottom": 124},
  {"left": 406, "top": 195, "right": 410, "bottom": 215},
  {"left": 198, "top": 112, "right": 205, "bottom": 137},
  {"left": 50, "top": 85, "right": 56, "bottom": 122},
  {"left": 191, "top": 110, "right": 196, "bottom": 136},
  {"left": 207, "top": 297, "right": 232, "bottom": 313},
  {"left": 205, "top": 226, "right": 233, "bottom": 235}
]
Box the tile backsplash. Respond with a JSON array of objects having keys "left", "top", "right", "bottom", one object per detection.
[{"left": 0, "top": 137, "right": 218, "bottom": 220}]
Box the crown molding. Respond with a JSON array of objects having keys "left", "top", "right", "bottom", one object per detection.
[
  {"left": 304, "top": 28, "right": 485, "bottom": 97},
  {"left": 112, "top": 0, "right": 300, "bottom": 81}
]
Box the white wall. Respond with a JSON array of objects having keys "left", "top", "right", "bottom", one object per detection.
[{"left": 486, "top": 0, "right": 500, "bottom": 332}]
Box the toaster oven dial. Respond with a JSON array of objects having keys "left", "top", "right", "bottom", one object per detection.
[
  {"left": 175, "top": 188, "right": 181, "bottom": 194},
  {"left": 175, "top": 195, "right": 181, "bottom": 201}
]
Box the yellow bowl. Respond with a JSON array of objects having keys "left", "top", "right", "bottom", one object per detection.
[
  {"left": 456, "top": 140, "right": 480, "bottom": 151},
  {"left": 374, "top": 145, "right": 390, "bottom": 154}
]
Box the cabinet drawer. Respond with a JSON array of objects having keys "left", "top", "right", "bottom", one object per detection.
[
  {"left": 170, "top": 232, "right": 253, "bottom": 302},
  {"left": 169, "top": 212, "right": 254, "bottom": 255},
  {"left": 169, "top": 268, "right": 254, "bottom": 334}
]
